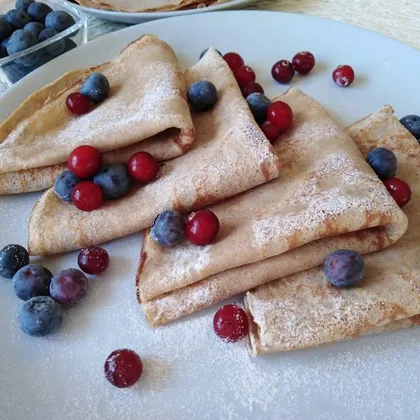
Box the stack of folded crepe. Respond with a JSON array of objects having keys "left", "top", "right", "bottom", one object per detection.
[
  {"left": 0, "top": 34, "right": 195, "bottom": 194},
  {"left": 137, "top": 88, "right": 409, "bottom": 327},
  {"left": 26, "top": 47, "right": 280, "bottom": 255},
  {"left": 245, "top": 105, "right": 420, "bottom": 355}
]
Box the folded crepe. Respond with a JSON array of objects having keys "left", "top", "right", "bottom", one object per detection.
[
  {"left": 27, "top": 49, "right": 280, "bottom": 256},
  {"left": 0, "top": 34, "right": 195, "bottom": 194},
  {"left": 139, "top": 89, "right": 408, "bottom": 326},
  {"left": 245, "top": 105, "right": 420, "bottom": 355}
]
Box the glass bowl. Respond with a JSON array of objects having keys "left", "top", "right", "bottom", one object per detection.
[{"left": 0, "top": 0, "right": 87, "bottom": 86}]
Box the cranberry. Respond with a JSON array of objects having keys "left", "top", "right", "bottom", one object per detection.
[
  {"left": 292, "top": 51, "right": 316, "bottom": 75},
  {"left": 78, "top": 246, "right": 110, "bottom": 275},
  {"left": 332, "top": 65, "right": 355, "bottom": 87},
  {"left": 383, "top": 177, "right": 412, "bottom": 208},
  {"left": 223, "top": 52, "right": 244, "bottom": 72},
  {"left": 234, "top": 65, "right": 256, "bottom": 88},
  {"left": 261, "top": 121, "right": 281, "bottom": 143},
  {"left": 104, "top": 349, "right": 143, "bottom": 388},
  {"left": 267, "top": 101, "right": 293, "bottom": 132},
  {"left": 185, "top": 210, "right": 220, "bottom": 246},
  {"left": 66, "top": 93, "right": 90, "bottom": 115},
  {"left": 271, "top": 60, "right": 295, "bottom": 84},
  {"left": 68, "top": 145, "right": 103, "bottom": 178},
  {"left": 213, "top": 304, "right": 249, "bottom": 343},
  {"left": 242, "top": 82, "right": 264, "bottom": 98},
  {"left": 72, "top": 181, "right": 103, "bottom": 211},
  {"left": 128, "top": 152, "right": 159, "bottom": 183}
]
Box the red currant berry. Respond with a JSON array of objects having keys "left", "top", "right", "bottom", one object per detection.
[
  {"left": 271, "top": 60, "right": 295, "bottom": 84},
  {"left": 104, "top": 349, "right": 143, "bottom": 388},
  {"left": 213, "top": 304, "right": 249, "bottom": 343},
  {"left": 261, "top": 121, "right": 281, "bottom": 143},
  {"left": 66, "top": 93, "right": 90, "bottom": 115},
  {"left": 68, "top": 145, "right": 103, "bottom": 178},
  {"left": 223, "top": 52, "right": 244, "bottom": 72},
  {"left": 185, "top": 210, "right": 220, "bottom": 246},
  {"left": 234, "top": 65, "right": 256, "bottom": 88},
  {"left": 128, "top": 152, "right": 159, "bottom": 183},
  {"left": 292, "top": 51, "right": 316, "bottom": 75},
  {"left": 332, "top": 65, "right": 355, "bottom": 87},
  {"left": 267, "top": 101, "right": 294, "bottom": 132},
  {"left": 72, "top": 181, "right": 103, "bottom": 212},
  {"left": 383, "top": 177, "right": 412, "bottom": 208},
  {"left": 242, "top": 82, "right": 264, "bottom": 98},
  {"left": 78, "top": 246, "right": 110, "bottom": 275}
]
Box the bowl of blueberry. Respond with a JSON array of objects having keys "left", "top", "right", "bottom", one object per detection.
[{"left": 0, "top": 0, "right": 87, "bottom": 86}]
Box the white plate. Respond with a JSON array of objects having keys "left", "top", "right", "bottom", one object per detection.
[
  {"left": 1, "top": 11, "right": 420, "bottom": 420},
  {"left": 66, "top": 0, "right": 257, "bottom": 24}
]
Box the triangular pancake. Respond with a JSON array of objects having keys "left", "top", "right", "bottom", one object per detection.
[
  {"left": 245, "top": 105, "right": 420, "bottom": 355},
  {"left": 27, "top": 49, "right": 280, "bottom": 256},
  {"left": 139, "top": 90, "right": 407, "bottom": 325},
  {"left": 0, "top": 34, "right": 195, "bottom": 194}
]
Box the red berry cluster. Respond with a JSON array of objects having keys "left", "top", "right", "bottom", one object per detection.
[{"left": 67, "top": 146, "right": 159, "bottom": 212}]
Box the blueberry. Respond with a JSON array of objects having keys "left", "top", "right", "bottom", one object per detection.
[
  {"left": 246, "top": 93, "right": 271, "bottom": 124},
  {"left": 50, "top": 268, "right": 88, "bottom": 305},
  {"left": 0, "top": 43, "right": 7, "bottom": 58},
  {"left": 5, "top": 9, "right": 31, "bottom": 30},
  {"left": 151, "top": 210, "right": 185, "bottom": 247},
  {"left": 1, "top": 37, "right": 9, "bottom": 49},
  {"left": 400, "top": 115, "right": 420, "bottom": 141},
  {"left": 7, "top": 29, "right": 37, "bottom": 55},
  {"left": 324, "top": 250, "right": 364, "bottom": 288},
  {"left": 15, "top": 0, "right": 34, "bottom": 13},
  {"left": 200, "top": 47, "right": 222, "bottom": 59},
  {"left": 187, "top": 80, "right": 217, "bottom": 112},
  {"left": 54, "top": 170, "right": 81, "bottom": 201},
  {"left": 0, "top": 16, "right": 12, "bottom": 41},
  {"left": 27, "top": 2, "right": 52, "bottom": 24},
  {"left": 0, "top": 244, "right": 29, "bottom": 279},
  {"left": 366, "top": 147, "right": 397, "bottom": 180},
  {"left": 45, "top": 11, "right": 75, "bottom": 32},
  {"left": 64, "top": 38, "right": 76, "bottom": 52},
  {"left": 81, "top": 72, "right": 110, "bottom": 103},
  {"left": 18, "top": 296, "right": 63, "bottom": 337},
  {"left": 38, "top": 27, "right": 64, "bottom": 56},
  {"left": 13, "top": 264, "right": 52, "bottom": 301},
  {"left": 93, "top": 164, "right": 130, "bottom": 200},
  {"left": 24, "top": 21, "right": 44, "bottom": 38}
]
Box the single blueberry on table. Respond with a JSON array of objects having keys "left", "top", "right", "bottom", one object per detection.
[
  {"left": 366, "top": 147, "right": 397, "bottom": 180},
  {"left": 151, "top": 210, "right": 185, "bottom": 247},
  {"left": 18, "top": 296, "right": 63, "bottom": 337},
  {"left": 0, "top": 244, "right": 29, "bottom": 279},
  {"left": 199, "top": 47, "right": 222, "bottom": 59},
  {"left": 50, "top": 268, "right": 88, "bottom": 305},
  {"left": 93, "top": 164, "right": 130, "bottom": 200},
  {"left": 81, "top": 72, "right": 110, "bottom": 103},
  {"left": 0, "top": 17, "right": 12, "bottom": 41},
  {"left": 246, "top": 92, "right": 271, "bottom": 124},
  {"left": 27, "top": 2, "right": 52, "bottom": 24},
  {"left": 400, "top": 115, "right": 420, "bottom": 141},
  {"left": 187, "top": 80, "right": 217, "bottom": 112},
  {"left": 5, "top": 9, "right": 32, "bottom": 30},
  {"left": 324, "top": 250, "right": 365, "bottom": 288},
  {"left": 13, "top": 264, "right": 53, "bottom": 301},
  {"left": 24, "top": 21, "right": 44, "bottom": 38},
  {"left": 15, "top": 0, "right": 35, "bottom": 13},
  {"left": 45, "top": 10, "right": 75, "bottom": 32},
  {"left": 38, "top": 27, "right": 64, "bottom": 56},
  {"left": 54, "top": 170, "right": 81, "bottom": 201}
]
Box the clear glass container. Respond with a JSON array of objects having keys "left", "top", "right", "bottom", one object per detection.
[{"left": 0, "top": 0, "right": 87, "bottom": 87}]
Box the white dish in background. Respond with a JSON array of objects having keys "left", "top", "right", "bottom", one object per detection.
[
  {"left": 1, "top": 11, "right": 420, "bottom": 420},
  {"left": 65, "top": 0, "right": 257, "bottom": 24}
]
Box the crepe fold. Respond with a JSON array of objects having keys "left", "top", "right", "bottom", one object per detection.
[
  {"left": 138, "top": 89, "right": 408, "bottom": 326},
  {"left": 27, "top": 49, "right": 280, "bottom": 256},
  {"left": 0, "top": 34, "right": 195, "bottom": 194},
  {"left": 245, "top": 105, "right": 420, "bottom": 355}
]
